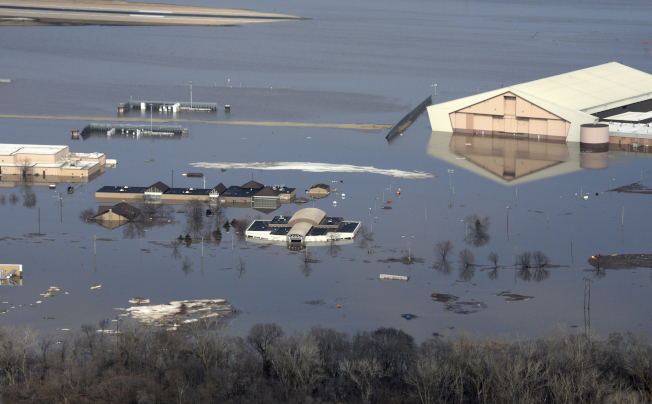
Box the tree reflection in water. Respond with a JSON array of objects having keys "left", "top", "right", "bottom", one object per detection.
[{"left": 463, "top": 214, "right": 490, "bottom": 247}]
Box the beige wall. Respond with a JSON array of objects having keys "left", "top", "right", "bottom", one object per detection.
[
  {"left": 452, "top": 93, "right": 570, "bottom": 138},
  {"left": 162, "top": 194, "right": 210, "bottom": 204}
]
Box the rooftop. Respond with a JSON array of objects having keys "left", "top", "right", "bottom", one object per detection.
[
  {"left": 164, "top": 187, "right": 213, "bottom": 195},
  {"left": 0, "top": 144, "right": 68, "bottom": 156},
  {"left": 97, "top": 185, "right": 148, "bottom": 194}
]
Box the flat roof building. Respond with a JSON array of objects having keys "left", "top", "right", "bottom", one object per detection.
[
  {"left": 246, "top": 207, "right": 361, "bottom": 249},
  {"left": 427, "top": 63, "right": 652, "bottom": 142},
  {"left": 96, "top": 180, "right": 296, "bottom": 209},
  {"left": 0, "top": 143, "right": 107, "bottom": 186}
]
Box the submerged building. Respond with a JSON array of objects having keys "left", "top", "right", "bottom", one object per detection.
[
  {"left": 96, "top": 180, "right": 296, "bottom": 211},
  {"left": 427, "top": 63, "right": 652, "bottom": 142},
  {"left": 245, "top": 207, "right": 361, "bottom": 249},
  {"left": 0, "top": 143, "right": 106, "bottom": 186}
]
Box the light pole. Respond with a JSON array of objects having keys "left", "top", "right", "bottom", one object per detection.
[
  {"left": 150, "top": 104, "right": 153, "bottom": 133},
  {"left": 506, "top": 205, "right": 510, "bottom": 240},
  {"left": 383, "top": 188, "right": 389, "bottom": 202},
  {"left": 461, "top": 219, "right": 467, "bottom": 236},
  {"left": 189, "top": 81, "right": 193, "bottom": 109},
  {"left": 448, "top": 169, "right": 454, "bottom": 208},
  {"left": 610, "top": 178, "right": 615, "bottom": 198},
  {"left": 431, "top": 83, "right": 437, "bottom": 98},
  {"left": 402, "top": 235, "right": 414, "bottom": 261},
  {"left": 374, "top": 197, "right": 379, "bottom": 211},
  {"left": 389, "top": 182, "right": 395, "bottom": 194}
]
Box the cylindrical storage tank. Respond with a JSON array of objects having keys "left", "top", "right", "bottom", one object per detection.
[
  {"left": 580, "top": 123, "right": 609, "bottom": 151},
  {"left": 580, "top": 151, "right": 609, "bottom": 169}
]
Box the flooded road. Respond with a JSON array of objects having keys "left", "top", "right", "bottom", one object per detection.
[{"left": 1, "top": 0, "right": 651, "bottom": 341}]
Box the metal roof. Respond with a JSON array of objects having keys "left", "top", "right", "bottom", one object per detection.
[
  {"left": 512, "top": 62, "right": 652, "bottom": 114},
  {"left": 427, "top": 63, "right": 652, "bottom": 142}
]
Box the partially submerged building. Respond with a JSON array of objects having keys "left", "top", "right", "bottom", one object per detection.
[
  {"left": 427, "top": 63, "right": 652, "bottom": 143},
  {"left": 92, "top": 203, "right": 142, "bottom": 230},
  {"left": 245, "top": 207, "right": 361, "bottom": 248},
  {"left": 306, "top": 183, "right": 331, "bottom": 199},
  {"left": 0, "top": 143, "right": 107, "bottom": 187},
  {"left": 0, "top": 264, "right": 22, "bottom": 286},
  {"left": 97, "top": 180, "right": 296, "bottom": 210}
]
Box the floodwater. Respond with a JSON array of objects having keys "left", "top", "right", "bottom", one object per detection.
[{"left": 1, "top": 0, "right": 651, "bottom": 341}]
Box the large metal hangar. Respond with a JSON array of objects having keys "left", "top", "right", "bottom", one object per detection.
[{"left": 427, "top": 62, "right": 652, "bottom": 142}]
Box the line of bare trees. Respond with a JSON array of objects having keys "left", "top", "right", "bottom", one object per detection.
[{"left": 1, "top": 322, "right": 652, "bottom": 403}]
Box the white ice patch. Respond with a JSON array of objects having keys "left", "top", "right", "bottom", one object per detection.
[{"left": 190, "top": 162, "right": 437, "bottom": 179}]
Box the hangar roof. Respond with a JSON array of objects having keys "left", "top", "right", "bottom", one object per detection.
[{"left": 512, "top": 62, "right": 652, "bottom": 114}]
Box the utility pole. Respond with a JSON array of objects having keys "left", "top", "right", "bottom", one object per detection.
[
  {"left": 38, "top": 207, "right": 40, "bottom": 234},
  {"left": 189, "top": 81, "right": 193, "bottom": 109}
]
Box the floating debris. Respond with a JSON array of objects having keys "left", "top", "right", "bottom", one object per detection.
[
  {"left": 431, "top": 293, "right": 459, "bottom": 302},
  {"left": 48, "top": 286, "right": 61, "bottom": 292},
  {"left": 191, "top": 162, "right": 437, "bottom": 180},
  {"left": 402, "top": 314, "right": 418, "bottom": 320},
  {"left": 444, "top": 301, "right": 487, "bottom": 314},
  {"left": 495, "top": 291, "right": 534, "bottom": 302},
  {"left": 40, "top": 292, "right": 55, "bottom": 298},
  {"left": 588, "top": 254, "right": 652, "bottom": 270},
  {"left": 91, "top": 285, "right": 102, "bottom": 290},
  {"left": 304, "top": 300, "right": 326, "bottom": 306},
  {"left": 118, "top": 299, "right": 234, "bottom": 328},
  {"left": 379, "top": 274, "right": 409, "bottom": 281},
  {"left": 129, "top": 297, "right": 150, "bottom": 304},
  {"left": 43, "top": 317, "right": 55, "bottom": 320}
]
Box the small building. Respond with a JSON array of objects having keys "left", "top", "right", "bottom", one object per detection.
[
  {"left": 245, "top": 207, "right": 361, "bottom": 249},
  {"left": 92, "top": 203, "right": 142, "bottom": 230},
  {"left": 306, "top": 183, "right": 331, "bottom": 199},
  {"left": 0, "top": 264, "right": 22, "bottom": 286}
]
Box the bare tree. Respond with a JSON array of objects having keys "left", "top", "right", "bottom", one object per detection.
[
  {"left": 246, "top": 323, "right": 285, "bottom": 375},
  {"left": 185, "top": 198, "right": 205, "bottom": 221},
  {"left": 488, "top": 252, "right": 499, "bottom": 268},
  {"left": 8, "top": 193, "right": 19, "bottom": 205},
  {"left": 269, "top": 333, "right": 324, "bottom": 397},
  {"left": 434, "top": 240, "right": 453, "bottom": 261},
  {"left": 532, "top": 251, "right": 550, "bottom": 268},
  {"left": 181, "top": 256, "right": 193, "bottom": 276},
  {"left": 464, "top": 214, "right": 491, "bottom": 247},
  {"left": 237, "top": 257, "right": 246, "bottom": 278},
  {"left": 79, "top": 207, "right": 95, "bottom": 221},
  {"left": 0, "top": 194, "right": 5, "bottom": 205},
  {"left": 16, "top": 157, "right": 32, "bottom": 179},
  {"left": 22, "top": 189, "right": 37, "bottom": 209},
  {"left": 458, "top": 248, "right": 475, "bottom": 268},
  {"left": 342, "top": 357, "right": 384, "bottom": 402},
  {"left": 0, "top": 324, "right": 38, "bottom": 386},
  {"left": 170, "top": 239, "right": 181, "bottom": 260},
  {"left": 518, "top": 251, "right": 532, "bottom": 268},
  {"left": 187, "top": 318, "right": 230, "bottom": 371}
]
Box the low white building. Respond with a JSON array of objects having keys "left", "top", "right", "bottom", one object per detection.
[{"left": 245, "top": 207, "right": 361, "bottom": 248}]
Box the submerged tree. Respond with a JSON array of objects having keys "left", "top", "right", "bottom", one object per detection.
[
  {"left": 458, "top": 248, "right": 475, "bottom": 268},
  {"left": 464, "top": 214, "right": 491, "bottom": 247}
]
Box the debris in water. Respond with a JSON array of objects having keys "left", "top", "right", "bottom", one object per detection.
[
  {"left": 40, "top": 292, "right": 55, "bottom": 298},
  {"left": 444, "top": 301, "right": 487, "bottom": 314},
  {"left": 118, "top": 299, "right": 234, "bottom": 328},
  {"left": 129, "top": 297, "right": 150, "bottom": 304},
  {"left": 48, "top": 286, "right": 61, "bottom": 292},
  {"left": 494, "top": 291, "right": 534, "bottom": 302},
  {"left": 91, "top": 285, "right": 101, "bottom": 290},
  {"left": 402, "top": 314, "right": 418, "bottom": 320},
  {"left": 379, "top": 274, "right": 408, "bottom": 281},
  {"left": 431, "top": 293, "right": 459, "bottom": 302}
]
